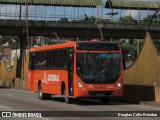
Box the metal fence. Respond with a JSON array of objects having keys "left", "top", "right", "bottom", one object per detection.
[{"left": 0, "top": 4, "right": 160, "bottom": 24}]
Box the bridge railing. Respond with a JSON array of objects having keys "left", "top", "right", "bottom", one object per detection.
[{"left": 1, "top": 13, "right": 160, "bottom": 25}]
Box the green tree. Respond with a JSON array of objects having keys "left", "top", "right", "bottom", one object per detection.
[
  {"left": 113, "top": 39, "right": 137, "bottom": 62},
  {"left": 89, "top": 16, "right": 96, "bottom": 22},
  {"left": 153, "top": 39, "right": 160, "bottom": 51},
  {"left": 143, "top": 15, "right": 152, "bottom": 23},
  {"left": 121, "top": 43, "right": 137, "bottom": 61},
  {"left": 143, "top": 14, "right": 160, "bottom": 24},
  {"left": 86, "top": 16, "right": 96, "bottom": 23},
  {"left": 120, "top": 15, "right": 135, "bottom": 22},
  {"left": 58, "top": 17, "right": 69, "bottom": 22}
]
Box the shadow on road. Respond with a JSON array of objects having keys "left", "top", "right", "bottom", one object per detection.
[
  {"left": 0, "top": 86, "right": 10, "bottom": 89},
  {"left": 75, "top": 98, "right": 137, "bottom": 106},
  {"left": 50, "top": 96, "right": 137, "bottom": 106}
]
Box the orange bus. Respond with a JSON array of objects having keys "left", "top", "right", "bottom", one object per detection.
[{"left": 28, "top": 40, "right": 123, "bottom": 104}]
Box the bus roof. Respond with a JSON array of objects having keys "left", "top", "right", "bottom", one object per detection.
[
  {"left": 30, "top": 41, "right": 76, "bottom": 52},
  {"left": 30, "top": 40, "right": 120, "bottom": 52}
]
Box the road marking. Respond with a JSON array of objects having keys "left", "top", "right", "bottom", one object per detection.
[{"left": 0, "top": 104, "right": 11, "bottom": 110}]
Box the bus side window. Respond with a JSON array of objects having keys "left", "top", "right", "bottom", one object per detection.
[
  {"left": 59, "top": 50, "right": 67, "bottom": 69},
  {"left": 40, "top": 52, "right": 47, "bottom": 69},
  {"left": 53, "top": 50, "right": 58, "bottom": 69},
  {"left": 29, "top": 53, "right": 35, "bottom": 70},
  {"left": 35, "top": 52, "right": 41, "bottom": 69},
  {"left": 46, "top": 51, "right": 53, "bottom": 69}
]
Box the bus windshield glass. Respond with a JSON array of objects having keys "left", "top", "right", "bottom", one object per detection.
[{"left": 76, "top": 52, "right": 121, "bottom": 84}]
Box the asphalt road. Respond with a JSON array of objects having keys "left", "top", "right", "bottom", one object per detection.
[{"left": 0, "top": 88, "right": 160, "bottom": 120}]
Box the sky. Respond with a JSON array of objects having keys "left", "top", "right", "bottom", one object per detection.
[{"left": 0, "top": 0, "right": 160, "bottom": 21}]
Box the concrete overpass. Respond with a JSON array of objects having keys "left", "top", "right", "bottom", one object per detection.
[{"left": 0, "top": 19, "right": 160, "bottom": 39}]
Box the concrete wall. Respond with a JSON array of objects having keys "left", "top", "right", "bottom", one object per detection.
[
  {"left": 124, "top": 32, "right": 160, "bottom": 101},
  {"left": 0, "top": 55, "right": 17, "bottom": 85},
  {"left": 155, "top": 55, "right": 160, "bottom": 101},
  {"left": 0, "top": 54, "right": 28, "bottom": 90},
  {"left": 1, "top": 20, "right": 160, "bottom": 39}
]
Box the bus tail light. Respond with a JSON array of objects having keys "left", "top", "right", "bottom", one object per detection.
[{"left": 76, "top": 80, "right": 85, "bottom": 89}]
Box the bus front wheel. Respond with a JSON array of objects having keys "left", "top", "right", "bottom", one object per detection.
[
  {"left": 38, "top": 84, "right": 50, "bottom": 100},
  {"left": 63, "top": 88, "right": 72, "bottom": 104}
]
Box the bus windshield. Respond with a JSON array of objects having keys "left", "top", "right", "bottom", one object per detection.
[{"left": 76, "top": 52, "right": 121, "bottom": 84}]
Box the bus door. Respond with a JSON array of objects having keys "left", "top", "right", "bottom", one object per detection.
[
  {"left": 30, "top": 53, "right": 35, "bottom": 91},
  {"left": 68, "top": 49, "right": 74, "bottom": 96}
]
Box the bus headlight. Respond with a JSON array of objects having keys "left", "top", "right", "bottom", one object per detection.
[
  {"left": 76, "top": 80, "right": 85, "bottom": 89},
  {"left": 116, "top": 82, "right": 122, "bottom": 88}
]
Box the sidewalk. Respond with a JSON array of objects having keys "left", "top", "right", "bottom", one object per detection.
[
  {"left": 111, "top": 96, "right": 160, "bottom": 108},
  {"left": 140, "top": 101, "right": 160, "bottom": 108}
]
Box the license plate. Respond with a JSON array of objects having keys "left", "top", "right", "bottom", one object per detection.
[{"left": 96, "top": 93, "right": 105, "bottom": 97}]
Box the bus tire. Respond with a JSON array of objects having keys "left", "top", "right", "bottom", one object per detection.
[
  {"left": 38, "top": 84, "right": 50, "bottom": 100},
  {"left": 63, "top": 88, "right": 72, "bottom": 104}
]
